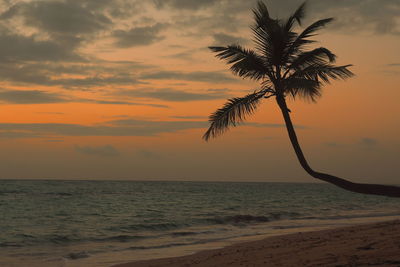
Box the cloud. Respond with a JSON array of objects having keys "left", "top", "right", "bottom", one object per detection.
[
  {"left": 246, "top": 122, "right": 307, "bottom": 130},
  {"left": 0, "top": 131, "right": 46, "bottom": 139},
  {"left": 89, "top": 100, "right": 168, "bottom": 108},
  {"left": 0, "top": 89, "right": 167, "bottom": 108},
  {"left": 117, "top": 88, "right": 230, "bottom": 101},
  {"left": 153, "top": 0, "right": 218, "bottom": 10},
  {"left": 53, "top": 74, "right": 143, "bottom": 88},
  {"left": 360, "top": 138, "right": 378, "bottom": 146},
  {"left": 141, "top": 71, "right": 235, "bottom": 83},
  {"left": 324, "top": 138, "right": 379, "bottom": 147},
  {"left": 0, "top": 119, "right": 295, "bottom": 139},
  {"left": 113, "top": 23, "right": 167, "bottom": 48},
  {"left": 75, "top": 145, "right": 120, "bottom": 157},
  {"left": 1, "top": 0, "right": 112, "bottom": 45},
  {"left": 168, "top": 0, "right": 400, "bottom": 37},
  {"left": 212, "top": 33, "right": 248, "bottom": 45},
  {"left": 308, "top": 0, "right": 400, "bottom": 35},
  {"left": 172, "top": 115, "right": 206, "bottom": 119},
  {"left": 324, "top": 142, "right": 344, "bottom": 148},
  {"left": 0, "top": 120, "right": 208, "bottom": 138},
  {"left": 0, "top": 89, "right": 68, "bottom": 104},
  {"left": 0, "top": 60, "right": 150, "bottom": 88},
  {"left": 0, "top": 29, "right": 82, "bottom": 62},
  {"left": 136, "top": 149, "right": 162, "bottom": 159}
]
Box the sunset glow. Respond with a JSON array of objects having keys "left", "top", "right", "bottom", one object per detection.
[{"left": 0, "top": 0, "right": 399, "bottom": 182}]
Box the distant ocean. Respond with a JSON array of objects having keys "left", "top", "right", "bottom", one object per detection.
[{"left": 1, "top": 180, "right": 400, "bottom": 267}]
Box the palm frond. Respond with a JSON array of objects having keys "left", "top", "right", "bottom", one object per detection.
[
  {"left": 252, "top": 27, "right": 274, "bottom": 65},
  {"left": 284, "top": 77, "right": 321, "bottom": 102},
  {"left": 203, "top": 90, "right": 267, "bottom": 141},
  {"left": 251, "top": 3, "right": 280, "bottom": 66},
  {"left": 284, "top": 18, "right": 334, "bottom": 61},
  {"left": 252, "top": 1, "right": 271, "bottom": 30},
  {"left": 298, "top": 18, "right": 334, "bottom": 40},
  {"left": 286, "top": 47, "right": 336, "bottom": 73},
  {"left": 291, "top": 64, "right": 354, "bottom": 83},
  {"left": 284, "top": 1, "right": 307, "bottom": 31},
  {"left": 209, "top": 45, "right": 269, "bottom": 80}
]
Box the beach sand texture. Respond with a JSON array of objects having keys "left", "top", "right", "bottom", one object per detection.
[{"left": 113, "top": 220, "right": 400, "bottom": 267}]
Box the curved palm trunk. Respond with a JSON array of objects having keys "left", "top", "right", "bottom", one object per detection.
[{"left": 276, "top": 97, "right": 400, "bottom": 197}]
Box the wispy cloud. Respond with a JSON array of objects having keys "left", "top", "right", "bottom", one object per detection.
[
  {"left": 136, "top": 149, "right": 162, "bottom": 159},
  {"left": 117, "top": 88, "right": 230, "bottom": 102},
  {"left": 0, "top": 89, "right": 168, "bottom": 108},
  {"left": 140, "top": 71, "right": 236, "bottom": 83},
  {"left": 0, "top": 89, "right": 68, "bottom": 104},
  {"left": 113, "top": 23, "right": 168, "bottom": 47},
  {"left": 360, "top": 138, "right": 378, "bottom": 146},
  {"left": 0, "top": 119, "right": 299, "bottom": 139},
  {"left": 75, "top": 145, "right": 120, "bottom": 157}
]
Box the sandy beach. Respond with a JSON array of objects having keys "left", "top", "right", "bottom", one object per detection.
[{"left": 113, "top": 220, "right": 400, "bottom": 267}]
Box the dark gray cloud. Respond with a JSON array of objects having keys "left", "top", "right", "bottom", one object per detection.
[
  {"left": 90, "top": 100, "right": 168, "bottom": 108},
  {"left": 153, "top": 0, "right": 218, "bottom": 10},
  {"left": 136, "top": 149, "right": 162, "bottom": 159},
  {"left": 360, "top": 138, "right": 378, "bottom": 146},
  {"left": 308, "top": 0, "right": 400, "bottom": 35},
  {"left": 0, "top": 60, "right": 149, "bottom": 88},
  {"left": 0, "top": 28, "right": 82, "bottom": 62},
  {"left": 1, "top": 0, "right": 111, "bottom": 46},
  {"left": 0, "top": 89, "right": 68, "bottom": 104},
  {"left": 0, "top": 119, "right": 293, "bottom": 139},
  {"left": 212, "top": 33, "right": 248, "bottom": 45},
  {"left": 171, "top": 115, "right": 206, "bottom": 119},
  {"left": 163, "top": 47, "right": 207, "bottom": 61},
  {"left": 277, "top": 1, "right": 400, "bottom": 35},
  {"left": 0, "top": 88, "right": 167, "bottom": 108},
  {"left": 117, "top": 88, "right": 230, "bottom": 101},
  {"left": 36, "top": 112, "right": 65, "bottom": 115},
  {"left": 0, "top": 131, "right": 46, "bottom": 139},
  {"left": 75, "top": 145, "right": 120, "bottom": 157},
  {"left": 170, "top": 0, "right": 399, "bottom": 38},
  {"left": 384, "top": 63, "right": 400, "bottom": 74},
  {"left": 324, "top": 138, "right": 379, "bottom": 147},
  {"left": 324, "top": 142, "right": 344, "bottom": 148},
  {"left": 246, "top": 122, "right": 307, "bottom": 130},
  {"left": 141, "top": 71, "right": 236, "bottom": 83},
  {"left": 54, "top": 74, "right": 143, "bottom": 88},
  {"left": 113, "top": 23, "right": 167, "bottom": 48},
  {"left": 0, "top": 120, "right": 208, "bottom": 138}
]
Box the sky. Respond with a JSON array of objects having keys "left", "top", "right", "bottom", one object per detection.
[{"left": 0, "top": 0, "right": 399, "bottom": 183}]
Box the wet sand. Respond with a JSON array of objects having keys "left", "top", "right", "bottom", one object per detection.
[{"left": 112, "top": 220, "right": 400, "bottom": 267}]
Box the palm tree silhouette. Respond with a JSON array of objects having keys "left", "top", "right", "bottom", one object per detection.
[{"left": 204, "top": 1, "right": 400, "bottom": 197}]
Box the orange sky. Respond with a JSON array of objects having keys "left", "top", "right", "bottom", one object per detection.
[{"left": 0, "top": 0, "right": 399, "bottom": 183}]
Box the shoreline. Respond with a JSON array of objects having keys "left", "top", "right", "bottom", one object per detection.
[{"left": 112, "top": 219, "right": 400, "bottom": 267}]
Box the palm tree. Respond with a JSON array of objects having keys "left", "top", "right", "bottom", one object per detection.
[{"left": 204, "top": 1, "right": 400, "bottom": 197}]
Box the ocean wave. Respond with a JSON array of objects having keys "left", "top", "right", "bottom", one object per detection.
[
  {"left": 206, "top": 212, "right": 303, "bottom": 225},
  {"left": 0, "top": 242, "right": 23, "bottom": 247},
  {"left": 95, "top": 235, "right": 147, "bottom": 242},
  {"left": 123, "top": 222, "right": 185, "bottom": 231},
  {"left": 209, "top": 215, "right": 270, "bottom": 225},
  {"left": 170, "top": 231, "right": 199, "bottom": 237},
  {"left": 170, "top": 229, "right": 216, "bottom": 237},
  {"left": 50, "top": 235, "right": 73, "bottom": 244},
  {"left": 127, "top": 242, "right": 190, "bottom": 250},
  {"left": 64, "top": 251, "right": 90, "bottom": 260},
  {"left": 44, "top": 192, "right": 73, "bottom": 196},
  {"left": 299, "top": 211, "right": 400, "bottom": 221}
]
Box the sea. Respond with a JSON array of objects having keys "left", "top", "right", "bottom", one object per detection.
[{"left": 1, "top": 180, "right": 400, "bottom": 267}]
